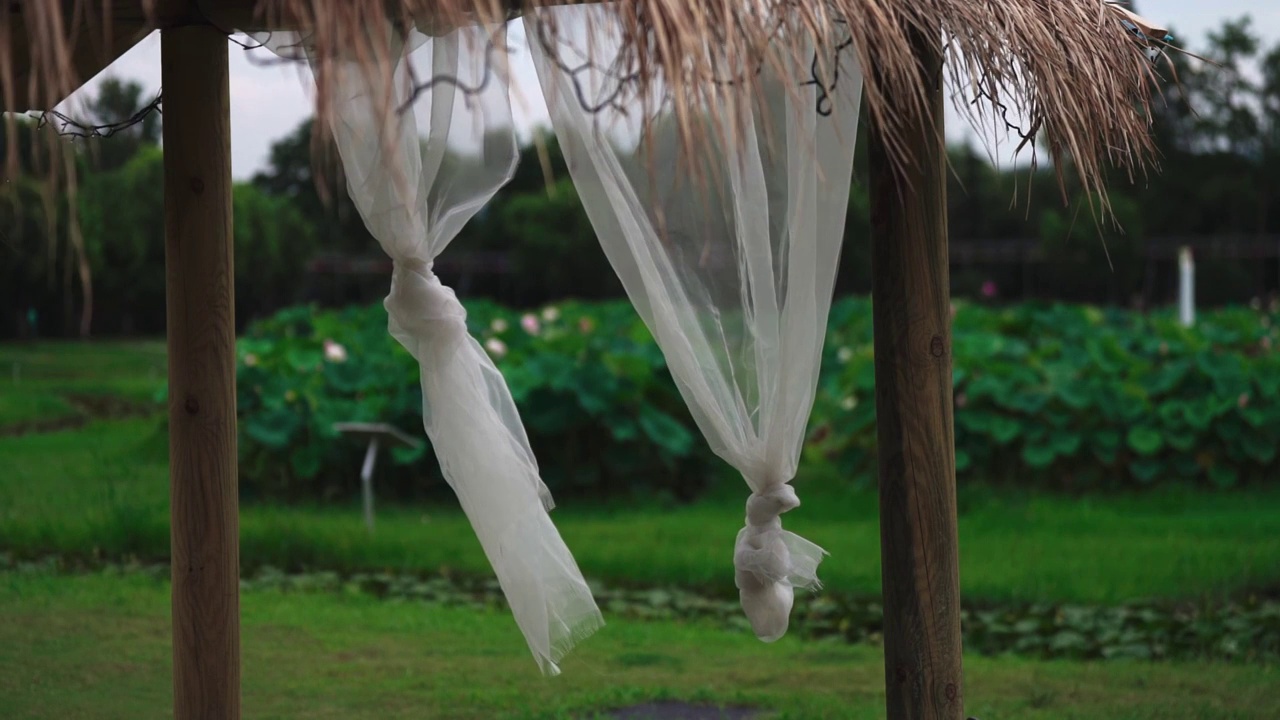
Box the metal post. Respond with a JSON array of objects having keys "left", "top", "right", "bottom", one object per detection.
[{"left": 361, "top": 438, "right": 380, "bottom": 532}]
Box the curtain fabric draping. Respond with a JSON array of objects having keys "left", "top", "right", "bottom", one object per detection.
[
  {"left": 254, "top": 24, "right": 602, "bottom": 675},
  {"left": 524, "top": 6, "right": 864, "bottom": 641},
  {"left": 254, "top": 3, "right": 863, "bottom": 668}
]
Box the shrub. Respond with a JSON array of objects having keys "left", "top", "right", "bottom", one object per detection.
[
  {"left": 239, "top": 295, "right": 1280, "bottom": 503},
  {"left": 235, "top": 299, "right": 716, "bottom": 502},
  {"left": 809, "top": 298, "right": 1280, "bottom": 489}
]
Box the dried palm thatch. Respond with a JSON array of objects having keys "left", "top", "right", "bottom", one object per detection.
[{"left": 4, "top": 0, "right": 1171, "bottom": 212}]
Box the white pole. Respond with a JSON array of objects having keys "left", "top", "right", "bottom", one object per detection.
[
  {"left": 1178, "top": 246, "right": 1195, "bottom": 328},
  {"left": 361, "top": 437, "right": 380, "bottom": 533}
]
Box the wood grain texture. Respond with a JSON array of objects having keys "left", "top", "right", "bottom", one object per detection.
[
  {"left": 162, "top": 24, "right": 240, "bottom": 720},
  {"left": 868, "top": 23, "right": 964, "bottom": 720}
]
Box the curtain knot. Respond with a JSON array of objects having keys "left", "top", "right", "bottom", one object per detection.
[
  {"left": 744, "top": 483, "right": 799, "bottom": 528},
  {"left": 386, "top": 259, "right": 468, "bottom": 338},
  {"left": 734, "top": 483, "right": 825, "bottom": 642}
]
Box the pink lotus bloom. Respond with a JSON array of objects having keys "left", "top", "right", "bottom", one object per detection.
[
  {"left": 521, "top": 313, "right": 540, "bottom": 335},
  {"left": 981, "top": 281, "right": 998, "bottom": 298},
  {"left": 484, "top": 338, "right": 508, "bottom": 358},
  {"left": 323, "top": 339, "right": 348, "bottom": 363}
]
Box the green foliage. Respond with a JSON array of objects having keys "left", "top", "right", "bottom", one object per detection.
[
  {"left": 0, "top": 117, "right": 88, "bottom": 339},
  {"left": 496, "top": 178, "right": 622, "bottom": 301},
  {"left": 1136, "top": 17, "right": 1280, "bottom": 262},
  {"left": 74, "top": 147, "right": 320, "bottom": 335},
  {"left": 240, "top": 293, "right": 1280, "bottom": 501},
  {"left": 242, "top": 294, "right": 1280, "bottom": 500},
  {"left": 249, "top": 118, "right": 371, "bottom": 256},
  {"left": 1, "top": 176, "right": 69, "bottom": 334},
  {"left": 811, "top": 298, "right": 1280, "bottom": 489},
  {"left": 78, "top": 76, "right": 162, "bottom": 172},
  {"left": 957, "top": 596, "right": 1280, "bottom": 663},
  {"left": 1036, "top": 193, "right": 1147, "bottom": 305},
  {"left": 235, "top": 300, "right": 714, "bottom": 501},
  {"left": 232, "top": 183, "right": 319, "bottom": 322},
  {"left": 79, "top": 146, "right": 167, "bottom": 333}
]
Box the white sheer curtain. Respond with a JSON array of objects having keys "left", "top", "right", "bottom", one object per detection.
[
  {"left": 526, "top": 7, "right": 863, "bottom": 642},
  {"left": 255, "top": 24, "right": 601, "bottom": 675}
]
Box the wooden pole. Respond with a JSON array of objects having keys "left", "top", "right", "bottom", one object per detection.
[
  {"left": 162, "top": 24, "right": 240, "bottom": 720},
  {"left": 868, "top": 23, "right": 963, "bottom": 720}
]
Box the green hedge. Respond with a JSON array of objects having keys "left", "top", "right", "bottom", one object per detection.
[
  {"left": 809, "top": 299, "right": 1280, "bottom": 489},
  {"left": 236, "top": 297, "right": 1280, "bottom": 501},
  {"left": 234, "top": 300, "right": 713, "bottom": 502}
]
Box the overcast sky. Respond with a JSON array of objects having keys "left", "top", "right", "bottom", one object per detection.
[{"left": 56, "top": 1, "right": 1279, "bottom": 180}]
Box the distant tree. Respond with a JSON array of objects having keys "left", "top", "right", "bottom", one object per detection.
[
  {"left": 499, "top": 177, "right": 620, "bottom": 301},
  {"left": 78, "top": 145, "right": 166, "bottom": 334},
  {"left": 252, "top": 118, "right": 371, "bottom": 255},
  {"left": 1, "top": 115, "right": 95, "bottom": 337},
  {"left": 76, "top": 145, "right": 320, "bottom": 334},
  {"left": 0, "top": 174, "right": 62, "bottom": 337},
  {"left": 507, "top": 129, "right": 569, "bottom": 196},
  {"left": 77, "top": 76, "right": 161, "bottom": 171},
  {"left": 233, "top": 183, "right": 319, "bottom": 323},
  {"left": 1141, "top": 16, "right": 1280, "bottom": 237},
  {"left": 1, "top": 113, "right": 48, "bottom": 175}
]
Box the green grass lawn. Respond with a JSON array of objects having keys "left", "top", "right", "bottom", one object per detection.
[
  {"left": 3, "top": 416, "right": 1279, "bottom": 605},
  {"left": 3, "top": 339, "right": 1279, "bottom": 718},
  {"left": 3, "top": 568, "right": 1277, "bottom": 720},
  {"left": 0, "top": 341, "right": 165, "bottom": 426},
  {"left": 4, "top": 340, "right": 1278, "bottom": 605}
]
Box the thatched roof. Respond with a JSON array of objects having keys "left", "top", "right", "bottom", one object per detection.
[{"left": 4, "top": 0, "right": 1173, "bottom": 207}]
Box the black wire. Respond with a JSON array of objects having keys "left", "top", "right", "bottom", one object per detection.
[
  {"left": 39, "top": 10, "right": 855, "bottom": 141},
  {"left": 34, "top": 91, "right": 163, "bottom": 140},
  {"left": 801, "top": 35, "right": 854, "bottom": 117}
]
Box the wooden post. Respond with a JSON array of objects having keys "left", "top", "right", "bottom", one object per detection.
[
  {"left": 868, "top": 23, "right": 963, "bottom": 720},
  {"left": 163, "top": 25, "right": 240, "bottom": 720}
]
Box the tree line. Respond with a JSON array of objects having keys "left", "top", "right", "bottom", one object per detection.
[{"left": 2, "top": 15, "right": 1277, "bottom": 338}]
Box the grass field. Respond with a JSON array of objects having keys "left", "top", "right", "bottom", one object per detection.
[
  {"left": 0, "top": 341, "right": 164, "bottom": 427},
  {"left": 3, "top": 568, "right": 1278, "bottom": 720},
  {"left": 2, "top": 339, "right": 1278, "bottom": 719},
  {"left": 3, "top": 416, "right": 1279, "bottom": 605}
]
